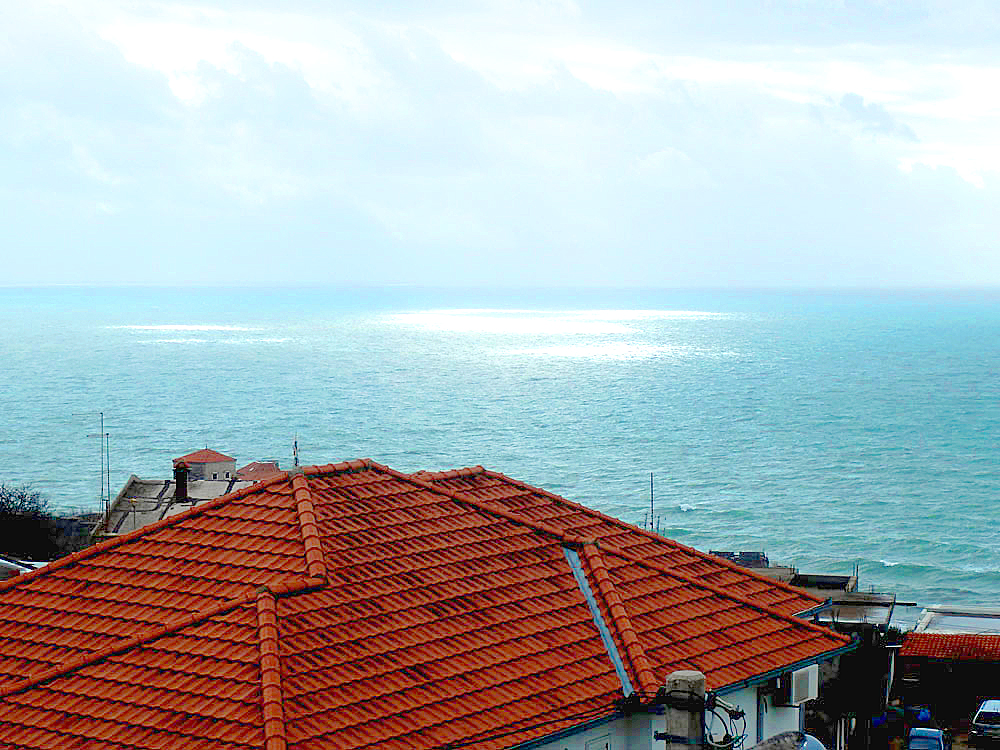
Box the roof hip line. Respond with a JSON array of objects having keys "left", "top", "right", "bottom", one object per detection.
[
  {"left": 290, "top": 472, "right": 328, "bottom": 579},
  {"left": 257, "top": 588, "right": 288, "bottom": 750},
  {"left": 478, "top": 468, "right": 824, "bottom": 608},
  {"left": 580, "top": 542, "right": 659, "bottom": 695},
  {"left": 0, "top": 470, "right": 297, "bottom": 595},
  {"left": 371, "top": 461, "right": 583, "bottom": 546},
  {"left": 371, "top": 463, "right": 840, "bottom": 644},
  {"left": 603, "top": 546, "right": 852, "bottom": 645},
  {"left": 0, "top": 577, "right": 324, "bottom": 701}
]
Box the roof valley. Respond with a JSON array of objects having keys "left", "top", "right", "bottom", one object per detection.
[{"left": 580, "top": 542, "right": 658, "bottom": 696}]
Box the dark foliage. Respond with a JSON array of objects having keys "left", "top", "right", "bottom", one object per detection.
[{"left": 0, "top": 484, "right": 91, "bottom": 561}]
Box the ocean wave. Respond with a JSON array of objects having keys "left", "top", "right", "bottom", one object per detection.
[
  {"left": 110, "top": 324, "right": 262, "bottom": 331},
  {"left": 385, "top": 312, "right": 631, "bottom": 335},
  {"left": 138, "top": 337, "right": 289, "bottom": 345},
  {"left": 506, "top": 343, "right": 740, "bottom": 360},
  {"left": 506, "top": 343, "right": 683, "bottom": 360},
  {"left": 383, "top": 308, "right": 730, "bottom": 336},
  {"left": 573, "top": 309, "right": 729, "bottom": 321},
  {"left": 413, "top": 308, "right": 727, "bottom": 320}
]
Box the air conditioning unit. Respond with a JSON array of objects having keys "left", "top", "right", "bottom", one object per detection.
[{"left": 775, "top": 664, "right": 819, "bottom": 706}]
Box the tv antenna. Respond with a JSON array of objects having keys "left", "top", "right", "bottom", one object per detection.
[{"left": 75, "top": 411, "right": 111, "bottom": 518}]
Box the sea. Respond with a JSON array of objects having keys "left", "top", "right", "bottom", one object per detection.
[{"left": 1, "top": 286, "right": 998, "bottom": 612}]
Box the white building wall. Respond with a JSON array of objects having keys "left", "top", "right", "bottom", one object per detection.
[
  {"left": 526, "top": 712, "right": 662, "bottom": 750},
  {"left": 524, "top": 687, "right": 803, "bottom": 750},
  {"left": 188, "top": 460, "right": 235, "bottom": 480},
  {"left": 707, "top": 686, "right": 802, "bottom": 747}
]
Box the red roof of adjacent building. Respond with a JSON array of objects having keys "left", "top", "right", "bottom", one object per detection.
[
  {"left": 174, "top": 448, "right": 236, "bottom": 465},
  {"left": 902, "top": 633, "right": 1000, "bottom": 662},
  {"left": 0, "top": 460, "right": 850, "bottom": 750},
  {"left": 237, "top": 461, "right": 282, "bottom": 481}
]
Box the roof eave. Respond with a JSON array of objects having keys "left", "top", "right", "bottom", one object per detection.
[
  {"left": 713, "top": 637, "right": 861, "bottom": 696},
  {"left": 509, "top": 711, "right": 622, "bottom": 750}
]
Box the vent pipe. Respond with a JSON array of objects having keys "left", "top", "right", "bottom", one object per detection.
[{"left": 174, "top": 462, "right": 189, "bottom": 501}]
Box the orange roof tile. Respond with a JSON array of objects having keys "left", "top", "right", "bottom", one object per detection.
[
  {"left": 418, "top": 467, "right": 822, "bottom": 616},
  {"left": 902, "top": 633, "right": 1000, "bottom": 662},
  {"left": 175, "top": 449, "right": 237, "bottom": 465},
  {"left": 0, "top": 460, "right": 851, "bottom": 749}
]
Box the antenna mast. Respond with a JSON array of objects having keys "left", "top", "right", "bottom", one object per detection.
[
  {"left": 84, "top": 412, "right": 111, "bottom": 517},
  {"left": 650, "top": 472, "right": 654, "bottom": 531}
]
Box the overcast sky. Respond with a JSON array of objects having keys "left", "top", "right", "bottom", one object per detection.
[{"left": 3, "top": 0, "right": 999, "bottom": 287}]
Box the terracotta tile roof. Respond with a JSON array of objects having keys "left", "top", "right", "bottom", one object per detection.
[
  {"left": 175, "top": 449, "right": 237, "bottom": 465},
  {"left": 237, "top": 461, "right": 282, "bottom": 481},
  {"left": 0, "top": 459, "right": 851, "bottom": 749},
  {"left": 418, "top": 466, "right": 822, "bottom": 616},
  {"left": 902, "top": 633, "right": 1000, "bottom": 662}
]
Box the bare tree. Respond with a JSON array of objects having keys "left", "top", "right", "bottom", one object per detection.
[{"left": 0, "top": 484, "right": 83, "bottom": 561}]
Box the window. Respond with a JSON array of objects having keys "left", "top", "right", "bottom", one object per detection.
[
  {"left": 225, "top": 472, "right": 230, "bottom": 478},
  {"left": 213, "top": 473, "right": 218, "bottom": 479}
]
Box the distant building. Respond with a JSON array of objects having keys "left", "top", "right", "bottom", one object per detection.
[
  {"left": 173, "top": 448, "right": 236, "bottom": 480},
  {"left": 899, "top": 606, "right": 1000, "bottom": 721},
  {"left": 94, "top": 449, "right": 262, "bottom": 538}
]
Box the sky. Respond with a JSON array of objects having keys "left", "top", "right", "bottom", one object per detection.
[{"left": 2, "top": 0, "right": 1000, "bottom": 288}]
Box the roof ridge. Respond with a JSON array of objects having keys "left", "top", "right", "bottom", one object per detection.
[
  {"left": 0, "top": 576, "right": 324, "bottom": 701},
  {"left": 478, "top": 468, "right": 823, "bottom": 609},
  {"left": 302, "top": 458, "right": 373, "bottom": 476},
  {"left": 290, "top": 473, "right": 327, "bottom": 579},
  {"left": 409, "top": 466, "right": 486, "bottom": 480},
  {"left": 369, "top": 461, "right": 587, "bottom": 548},
  {"left": 579, "top": 542, "right": 658, "bottom": 695},
  {"left": 601, "top": 545, "right": 852, "bottom": 647},
  {"left": 256, "top": 588, "right": 287, "bottom": 750},
  {"left": 0, "top": 470, "right": 298, "bottom": 595}
]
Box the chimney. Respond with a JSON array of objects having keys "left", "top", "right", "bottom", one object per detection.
[{"left": 174, "top": 462, "right": 189, "bottom": 502}]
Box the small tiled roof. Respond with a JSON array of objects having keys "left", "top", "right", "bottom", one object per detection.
[
  {"left": 0, "top": 460, "right": 850, "bottom": 749},
  {"left": 174, "top": 448, "right": 236, "bottom": 465},
  {"left": 237, "top": 461, "right": 282, "bottom": 481},
  {"left": 902, "top": 633, "right": 1000, "bottom": 662}
]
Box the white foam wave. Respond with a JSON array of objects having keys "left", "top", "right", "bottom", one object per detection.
[
  {"left": 879, "top": 559, "right": 900, "bottom": 567},
  {"left": 111, "top": 324, "right": 262, "bottom": 332}
]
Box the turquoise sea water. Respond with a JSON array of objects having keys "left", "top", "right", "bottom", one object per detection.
[{"left": 1, "top": 286, "right": 998, "bottom": 608}]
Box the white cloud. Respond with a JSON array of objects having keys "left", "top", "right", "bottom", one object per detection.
[{"left": 3, "top": 0, "right": 1000, "bottom": 286}]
